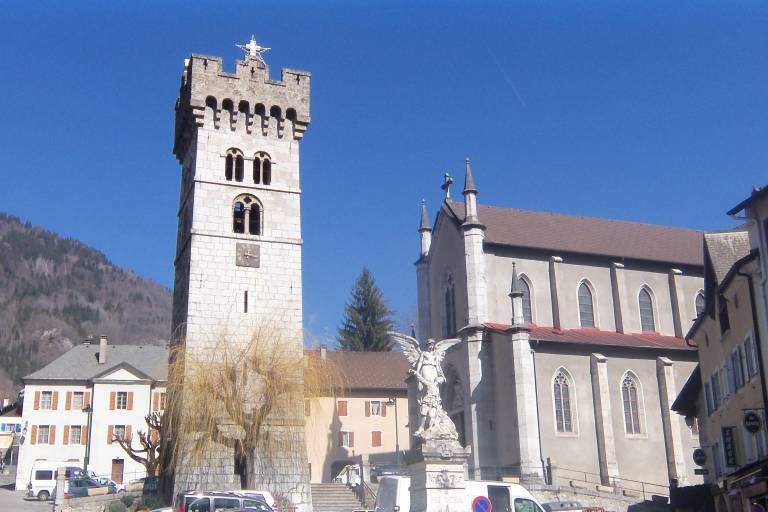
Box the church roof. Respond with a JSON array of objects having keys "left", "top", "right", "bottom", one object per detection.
[
  {"left": 485, "top": 323, "right": 694, "bottom": 351},
  {"left": 446, "top": 202, "right": 704, "bottom": 267}
]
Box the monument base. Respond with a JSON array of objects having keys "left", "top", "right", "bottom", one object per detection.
[{"left": 406, "top": 438, "right": 470, "bottom": 512}]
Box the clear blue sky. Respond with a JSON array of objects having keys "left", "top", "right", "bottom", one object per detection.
[{"left": 1, "top": 1, "right": 766, "bottom": 346}]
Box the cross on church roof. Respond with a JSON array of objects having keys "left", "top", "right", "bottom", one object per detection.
[
  {"left": 236, "top": 35, "right": 271, "bottom": 65},
  {"left": 441, "top": 173, "right": 454, "bottom": 200}
]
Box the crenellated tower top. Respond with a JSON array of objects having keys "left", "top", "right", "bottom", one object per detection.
[{"left": 173, "top": 37, "right": 311, "bottom": 161}]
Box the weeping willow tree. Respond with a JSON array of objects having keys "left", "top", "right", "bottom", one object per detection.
[{"left": 162, "top": 324, "right": 345, "bottom": 495}]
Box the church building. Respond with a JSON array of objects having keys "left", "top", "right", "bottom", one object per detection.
[{"left": 414, "top": 160, "right": 705, "bottom": 497}]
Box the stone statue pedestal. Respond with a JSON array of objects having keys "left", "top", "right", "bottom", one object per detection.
[{"left": 406, "top": 438, "right": 470, "bottom": 512}]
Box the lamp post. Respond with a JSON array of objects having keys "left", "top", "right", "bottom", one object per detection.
[
  {"left": 83, "top": 404, "right": 94, "bottom": 472},
  {"left": 387, "top": 397, "right": 400, "bottom": 468}
]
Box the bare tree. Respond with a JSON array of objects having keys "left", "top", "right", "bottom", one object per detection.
[{"left": 113, "top": 412, "right": 162, "bottom": 476}]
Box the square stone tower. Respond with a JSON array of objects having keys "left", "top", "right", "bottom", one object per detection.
[{"left": 170, "top": 38, "right": 311, "bottom": 509}]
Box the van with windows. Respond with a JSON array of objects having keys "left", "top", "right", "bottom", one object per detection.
[
  {"left": 174, "top": 491, "right": 274, "bottom": 512},
  {"left": 26, "top": 461, "right": 85, "bottom": 500},
  {"left": 375, "top": 476, "right": 546, "bottom": 512}
]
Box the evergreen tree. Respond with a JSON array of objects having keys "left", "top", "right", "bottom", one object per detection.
[{"left": 337, "top": 267, "right": 395, "bottom": 351}]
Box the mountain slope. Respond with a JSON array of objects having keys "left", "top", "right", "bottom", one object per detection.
[{"left": 0, "top": 212, "right": 172, "bottom": 396}]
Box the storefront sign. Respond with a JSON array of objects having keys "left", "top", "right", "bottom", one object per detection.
[
  {"left": 745, "top": 411, "right": 763, "bottom": 433},
  {"left": 692, "top": 448, "right": 707, "bottom": 466},
  {"left": 723, "top": 427, "right": 738, "bottom": 467}
]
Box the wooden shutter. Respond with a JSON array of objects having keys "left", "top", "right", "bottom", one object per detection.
[
  {"left": 30, "top": 425, "right": 37, "bottom": 445},
  {"left": 52, "top": 392, "right": 58, "bottom": 410},
  {"left": 125, "top": 425, "right": 132, "bottom": 441},
  {"left": 84, "top": 392, "right": 91, "bottom": 408},
  {"left": 109, "top": 392, "right": 116, "bottom": 410},
  {"left": 81, "top": 426, "right": 88, "bottom": 446},
  {"left": 34, "top": 391, "right": 40, "bottom": 410},
  {"left": 49, "top": 425, "right": 56, "bottom": 445},
  {"left": 382, "top": 403, "right": 387, "bottom": 417},
  {"left": 152, "top": 392, "right": 159, "bottom": 412},
  {"left": 65, "top": 392, "right": 72, "bottom": 410},
  {"left": 372, "top": 431, "right": 382, "bottom": 447},
  {"left": 107, "top": 425, "right": 114, "bottom": 444},
  {"left": 365, "top": 401, "right": 370, "bottom": 417},
  {"left": 338, "top": 400, "right": 347, "bottom": 416},
  {"left": 127, "top": 392, "right": 134, "bottom": 411},
  {"left": 63, "top": 426, "right": 70, "bottom": 445},
  {"left": 349, "top": 431, "right": 354, "bottom": 448}
]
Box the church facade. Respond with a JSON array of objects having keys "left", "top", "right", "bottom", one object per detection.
[{"left": 414, "top": 160, "right": 705, "bottom": 496}]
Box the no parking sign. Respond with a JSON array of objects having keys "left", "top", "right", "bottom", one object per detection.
[{"left": 472, "top": 496, "right": 492, "bottom": 512}]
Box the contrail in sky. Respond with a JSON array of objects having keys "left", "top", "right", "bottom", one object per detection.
[{"left": 487, "top": 48, "right": 527, "bottom": 108}]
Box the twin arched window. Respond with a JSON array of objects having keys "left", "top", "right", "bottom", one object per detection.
[
  {"left": 553, "top": 369, "right": 574, "bottom": 433},
  {"left": 578, "top": 281, "right": 595, "bottom": 328},
  {"left": 622, "top": 372, "right": 643, "bottom": 434},
  {"left": 638, "top": 288, "right": 655, "bottom": 332},
  {"left": 225, "top": 149, "right": 273, "bottom": 185},
  {"left": 232, "top": 195, "right": 261, "bottom": 235}
]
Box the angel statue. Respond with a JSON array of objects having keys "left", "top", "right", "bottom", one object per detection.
[{"left": 389, "top": 332, "right": 460, "bottom": 441}]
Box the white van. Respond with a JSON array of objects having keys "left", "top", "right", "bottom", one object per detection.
[
  {"left": 375, "top": 476, "right": 546, "bottom": 512},
  {"left": 26, "top": 461, "right": 84, "bottom": 500}
]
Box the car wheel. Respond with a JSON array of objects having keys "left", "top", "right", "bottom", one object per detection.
[{"left": 37, "top": 490, "right": 50, "bottom": 501}]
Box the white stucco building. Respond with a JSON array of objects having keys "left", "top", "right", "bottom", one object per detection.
[
  {"left": 414, "top": 160, "right": 706, "bottom": 499},
  {"left": 15, "top": 336, "right": 166, "bottom": 489}
]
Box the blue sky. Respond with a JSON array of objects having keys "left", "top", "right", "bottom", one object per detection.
[{"left": 1, "top": 1, "right": 766, "bottom": 346}]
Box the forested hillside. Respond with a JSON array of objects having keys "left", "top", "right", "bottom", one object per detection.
[{"left": 0, "top": 212, "right": 172, "bottom": 397}]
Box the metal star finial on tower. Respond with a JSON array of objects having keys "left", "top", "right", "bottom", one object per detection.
[{"left": 236, "top": 35, "right": 271, "bottom": 65}]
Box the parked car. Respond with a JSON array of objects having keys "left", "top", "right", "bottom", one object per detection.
[
  {"left": 26, "top": 462, "right": 85, "bottom": 500},
  {"left": 65, "top": 477, "right": 115, "bottom": 498},
  {"left": 174, "top": 491, "right": 274, "bottom": 512},
  {"left": 95, "top": 476, "right": 126, "bottom": 493}
]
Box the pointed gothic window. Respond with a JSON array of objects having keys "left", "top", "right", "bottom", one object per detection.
[
  {"left": 622, "top": 372, "right": 642, "bottom": 434},
  {"left": 444, "top": 277, "right": 456, "bottom": 338},
  {"left": 233, "top": 202, "right": 245, "bottom": 234},
  {"left": 695, "top": 291, "right": 705, "bottom": 316},
  {"left": 519, "top": 277, "right": 532, "bottom": 324},
  {"left": 553, "top": 369, "right": 574, "bottom": 433},
  {"left": 639, "top": 288, "right": 655, "bottom": 332},
  {"left": 578, "top": 282, "right": 595, "bottom": 328}
]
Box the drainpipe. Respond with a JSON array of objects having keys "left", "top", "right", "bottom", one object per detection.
[{"left": 737, "top": 269, "right": 768, "bottom": 420}]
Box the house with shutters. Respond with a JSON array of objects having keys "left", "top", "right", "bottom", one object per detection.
[
  {"left": 304, "top": 347, "right": 410, "bottom": 483},
  {"left": 14, "top": 336, "right": 167, "bottom": 489}
]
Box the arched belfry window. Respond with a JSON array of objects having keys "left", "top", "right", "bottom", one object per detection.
[
  {"left": 622, "top": 372, "right": 643, "bottom": 435},
  {"left": 639, "top": 287, "right": 655, "bottom": 332},
  {"left": 444, "top": 274, "right": 457, "bottom": 338},
  {"left": 695, "top": 291, "right": 705, "bottom": 316},
  {"left": 232, "top": 195, "right": 262, "bottom": 236},
  {"left": 553, "top": 368, "right": 575, "bottom": 433},
  {"left": 578, "top": 281, "right": 595, "bottom": 328},
  {"left": 519, "top": 275, "right": 533, "bottom": 324},
  {"left": 253, "top": 152, "right": 272, "bottom": 186},
  {"left": 225, "top": 149, "right": 243, "bottom": 182}
]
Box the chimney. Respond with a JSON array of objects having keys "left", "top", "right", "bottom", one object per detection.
[
  {"left": 98, "top": 335, "right": 108, "bottom": 364},
  {"left": 320, "top": 344, "right": 327, "bottom": 360}
]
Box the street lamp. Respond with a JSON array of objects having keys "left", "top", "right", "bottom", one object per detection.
[
  {"left": 83, "top": 404, "right": 94, "bottom": 471},
  {"left": 387, "top": 397, "right": 400, "bottom": 468}
]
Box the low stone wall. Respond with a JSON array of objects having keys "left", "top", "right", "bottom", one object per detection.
[
  {"left": 524, "top": 482, "right": 670, "bottom": 512},
  {"left": 57, "top": 491, "right": 141, "bottom": 512}
]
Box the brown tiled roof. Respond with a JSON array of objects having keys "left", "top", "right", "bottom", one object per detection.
[
  {"left": 486, "top": 323, "right": 694, "bottom": 351},
  {"left": 446, "top": 202, "right": 704, "bottom": 267},
  {"left": 316, "top": 350, "right": 409, "bottom": 391}
]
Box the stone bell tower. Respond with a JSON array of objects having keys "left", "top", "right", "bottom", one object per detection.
[{"left": 170, "top": 36, "right": 311, "bottom": 509}]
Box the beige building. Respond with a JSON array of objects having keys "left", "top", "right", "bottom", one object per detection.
[
  {"left": 673, "top": 187, "right": 768, "bottom": 512},
  {"left": 15, "top": 337, "right": 167, "bottom": 492},
  {"left": 415, "top": 161, "right": 705, "bottom": 499},
  {"left": 305, "top": 349, "right": 410, "bottom": 484}
]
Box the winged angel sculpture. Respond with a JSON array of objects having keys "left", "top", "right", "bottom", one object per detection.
[{"left": 389, "top": 333, "right": 461, "bottom": 442}]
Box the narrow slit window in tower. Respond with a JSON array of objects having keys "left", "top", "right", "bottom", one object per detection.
[
  {"left": 244, "top": 291, "right": 248, "bottom": 313},
  {"left": 263, "top": 159, "right": 272, "bottom": 185}
]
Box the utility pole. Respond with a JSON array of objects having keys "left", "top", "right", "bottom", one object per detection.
[{"left": 388, "top": 398, "right": 401, "bottom": 467}]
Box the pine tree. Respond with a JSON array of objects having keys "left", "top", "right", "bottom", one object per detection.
[{"left": 337, "top": 267, "right": 395, "bottom": 351}]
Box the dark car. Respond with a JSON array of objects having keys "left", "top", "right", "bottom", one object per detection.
[{"left": 65, "top": 477, "right": 116, "bottom": 498}]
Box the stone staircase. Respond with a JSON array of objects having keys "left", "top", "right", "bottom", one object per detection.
[{"left": 311, "top": 483, "right": 366, "bottom": 512}]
